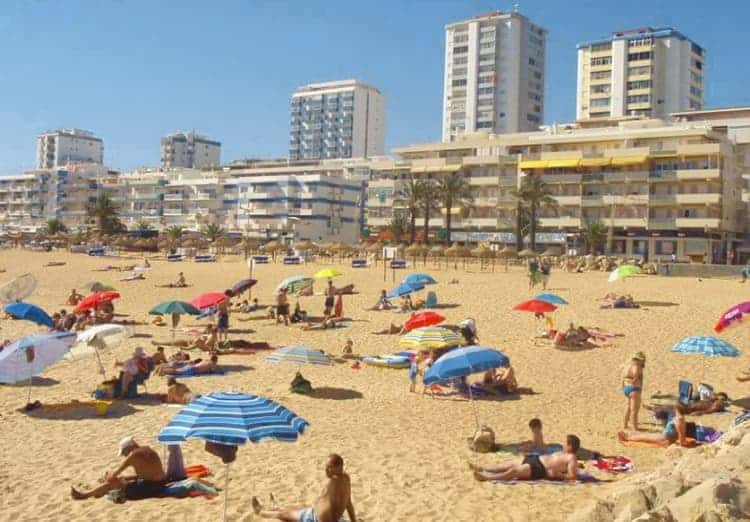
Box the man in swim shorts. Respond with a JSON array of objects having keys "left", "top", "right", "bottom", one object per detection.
[
  {"left": 71, "top": 436, "right": 166, "bottom": 500},
  {"left": 471, "top": 434, "right": 580, "bottom": 482},
  {"left": 252, "top": 454, "right": 357, "bottom": 522}
]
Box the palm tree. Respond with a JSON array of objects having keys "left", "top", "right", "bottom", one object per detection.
[
  {"left": 86, "top": 193, "right": 123, "bottom": 235},
  {"left": 45, "top": 219, "right": 67, "bottom": 235},
  {"left": 387, "top": 212, "right": 408, "bottom": 242},
  {"left": 165, "top": 225, "right": 184, "bottom": 244},
  {"left": 399, "top": 175, "right": 421, "bottom": 244},
  {"left": 581, "top": 220, "right": 608, "bottom": 255},
  {"left": 202, "top": 223, "right": 226, "bottom": 243},
  {"left": 416, "top": 179, "right": 439, "bottom": 245},
  {"left": 512, "top": 175, "right": 557, "bottom": 251},
  {"left": 436, "top": 173, "right": 474, "bottom": 244}
]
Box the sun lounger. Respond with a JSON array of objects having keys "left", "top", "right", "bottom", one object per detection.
[
  {"left": 390, "top": 259, "right": 407, "bottom": 269},
  {"left": 167, "top": 254, "right": 184, "bottom": 262},
  {"left": 351, "top": 259, "right": 368, "bottom": 268},
  {"left": 283, "top": 256, "right": 302, "bottom": 264},
  {"left": 88, "top": 247, "right": 105, "bottom": 256},
  {"left": 195, "top": 254, "right": 216, "bottom": 263},
  {"left": 253, "top": 255, "right": 270, "bottom": 264}
]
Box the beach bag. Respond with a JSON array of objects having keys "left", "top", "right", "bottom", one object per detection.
[
  {"left": 290, "top": 373, "right": 313, "bottom": 395},
  {"left": 468, "top": 425, "right": 495, "bottom": 453},
  {"left": 697, "top": 383, "right": 714, "bottom": 401},
  {"left": 204, "top": 441, "right": 237, "bottom": 463}
]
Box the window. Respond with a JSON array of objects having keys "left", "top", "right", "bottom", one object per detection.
[
  {"left": 529, "top": 92, "right": 542, "bottom": 101},
  {"left": 453, "top": 45, "right": 468, "bottom": 54},
  {"left": 628, "top": 51, "right": 652, "bottom": 61},
  {"left": 591, "top": 98, "right": 610, "bottom": 107},
  {"left": 478, "top": 74, "right": 494, "bottom": 85},
  {"left": 627, "top": 94, "right": 650, "bottom": 104},
  {"left": 476, "top": 121, "right": 494, "bottom": 129},
  {"left": 478, "top": 64, "right": 495, "bottom": 73},
  {"left": 533, "top": 71, "right": 542, "bottom": 80},
  {"left": 591, "top": 84, "right": 611, "bottom": 94},
  {"left": 690, "top": 71, "right": 703, "bottom": 84},
  {"left": 627, "top": 65, "right": 651, "bottom": 76},
  {"left": 453, "top": 56, "right": 468, "bottom": 65},
  {"left": 529, "top": 58, "right": 537, "bottom": 66},
  {"left": 590, "top": 42, "right": 612, "bottom": 52},
  {"left": 527, "top": 114, "right": 540, "bottom": 123},
  {"left": 628, "top": 37, "right": 652, "bottom": 47},
  {"left": 452, "top": 67, "right": 467, "bottom": 77},
  {"left": 627, "top": 79, "right": 652, "bottom": 90},
  {"left": 529, "top": 34, "right": 544, "bottom": 46},
  {"left": 450, "top": 112, "right": 466, "bottom": 120},
  {"left": 692, "top": 58, "right": 703, "bottom": 70},
  {"left": 589, "top": 111, "right": 611, "bottom": 118},
  {"left": 453, "top": 34, "right": 469, "bottom": 44},
  {"left": 590, "top": 56, "right": 612, "bottom": 66},
  {"left": 477, "top": 86, "right": 495, "bottom": 95},
  {"left": 690, "top": 86, "right": 703, "bottom": 98},
  {"left": 591, "top": 70, "right": 611, "bottom": 80},
  {"left": 452, "top": 79, "right": 467, "bottom": 87}
]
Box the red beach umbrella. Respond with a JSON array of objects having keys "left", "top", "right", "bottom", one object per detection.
[
  {"left": 513, "top": 299, "right": 557, "bottom": 314},
  {"left": 405, "top": 311, "right": 446, "bottom": 332},
  {"left": 74, "top": 291, "right": 120, "bottom": 313},
  {"left": 190, "top": 292, "right": 228, "bottom": 310}
]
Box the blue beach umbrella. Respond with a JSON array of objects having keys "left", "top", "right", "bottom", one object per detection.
[
  {"left": 671, "top": 336, "right": 740, "bottom": 358},
  {"left": 4, "top": 302, "right": 54, "bottom": 327},
  {"left": 533, "top": 293, "right": 568, "bottom": 306},
  {"left": 403, "top": 273, "right": 437, "bottom": 286},
  {"left": 387, "top": 281, "right": 424, "bottom": 299},
  {"left": 158, "top": 392, "right": 308, "bottom": 521},
  {"left": 266, "top": 345, "right": 333, "bottom": 366}
]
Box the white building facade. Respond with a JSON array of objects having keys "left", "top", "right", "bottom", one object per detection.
[
  {"left": 576, "top": 27, "right": 705, "bottom": 120},
  {"left": 442, "top": 10, "right": 546, "bottom": 141},
  {"left": 36, "top": 129, "right": 103, "bottom": 169},
  {"left": 161, "top": 131, "right": 221, "bottom": 169},
  {"left": 289, "top": 80, "right": 385, "bottom": 160}
]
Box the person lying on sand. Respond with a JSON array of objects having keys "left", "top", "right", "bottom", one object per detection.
[
  {"left": 482, "top": 361, "right": 517, "bottom": 394},
  {"left": 164, "top": 377, "right": 193, "bottom": 404},
  {"left": 252, "top": 454, "right": 357, "bottom": 522},
  {"left": 471, "top": 435, "right": 580, "bottom": 482},
  {"left": 618, "top": 403, "right": 699, "bottom": 446},
  {"left": 371, "top": 321, "right": 407, "bottom": 335},
  {"left": 44, "top": 261, "right": 66, "bottom": 267},
  {"left": 737, "top": 369, "right": 750, "bottom": 382},
  {"left": 155, "top": 272, "right": 187, "bottom": 288},
  {"left": 71, "top": 436, "right": 165, "bottom": 500},
  {"left": 120, "top": 272, "right": 145, "bottom": 282},
  {"left": 160, "top": 354, "right": 219, "bottom": 376},
  {"left": 92, "top": 265, "right": 120, "bottom": 272},
  {"left": 600, "top": 294, "right": 639, "bottom": 309},
  {"left": 67, "top": 289, "right": 84, "bottom": 306},
  {"left": 299, "top": 316, "right": 348, "bottom": 331}
]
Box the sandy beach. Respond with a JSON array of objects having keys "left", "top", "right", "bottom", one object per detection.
[{"left": 0, "top": 249, "right": 747, "bottom": 521}]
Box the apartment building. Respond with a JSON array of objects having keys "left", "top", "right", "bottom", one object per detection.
[
  {"left": 160, "top": 131, "right": 221, "bottom": 169},
  {"left": 367, "top": 115, "right": 747, "bottom": 263},
  {"left": 443, "top": 10, "right": 546, "bottom": 141},
  {"left": 577, "top": 27, "right": 705, "bottom": 120},
  {"left": 36, "top": 129, "right": 103, "bottom": 169},
  {"left": 289, "top": 80, "right": 386, "bottom": 161}
]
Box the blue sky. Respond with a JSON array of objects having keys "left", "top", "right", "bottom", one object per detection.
[{"left": 1, "top": 0, "right": 748, "bottom": 173}]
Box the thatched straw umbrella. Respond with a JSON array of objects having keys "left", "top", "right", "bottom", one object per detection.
[
  {"left": 296, "top": 240, "right": 315, "bottom": 251},
  {"left": 541, "top": 246, "right": 561, "bottom": 257},
  {"left": 472, "top": 244, "right": 494, "bottom": 271},
  {"left": 497, "top": 246, "right": 518, "bottom": 272},
  {"left": 518, "top": 249, "right": 536, "bottom": 258}
]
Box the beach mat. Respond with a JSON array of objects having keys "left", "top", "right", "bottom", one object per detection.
[
  {"left": 492, "top": 472, "right": 608, "bottom": 486},
  {"left": 619, "top": 437, "right": 697, "bottom": 448},
  {"left": 166, "top": 371, "right": 227, "bottom": 379}
]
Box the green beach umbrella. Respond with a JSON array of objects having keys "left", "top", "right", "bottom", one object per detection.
[
  {"left": 149, "top": 300, "right": 200, "bottom": 336},
  {"left": 608, "top": 265, "right": 641, "bottom": 283}
]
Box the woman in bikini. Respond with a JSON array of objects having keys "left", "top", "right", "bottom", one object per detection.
[{"left": 622, "top": 351, "right": 645, "bottom": 430}]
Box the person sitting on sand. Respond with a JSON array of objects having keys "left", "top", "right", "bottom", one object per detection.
[
  {"left": 375, "top": 289, "right": 392, "bottom": 310},
  {"left": 71, "top": 436, "right": 166, "bottom": 501},
  {"left": 471, "top": 435, "right": 580, "bottom": 482},
  {"left": 493, "top": 360, "right": 518, "bottom": 394},
  {"left": 190, "top": 325, "right": 218, "bottom": 352},
  {"left": 276, "top": 288, "right": 290, "bottom": 326},
  {"left": 342, "top": 339, "right": 354, "bottom": 357},
  {"left": 165, "top": 377, "right": 193, "bottom": 404},
  {"left": 151, "top": 346, "right": 167, "bottom": 366},
  {"left": 399, "top": 294, "right": 413, "bottom": 313},
  {"left": 158, "top": 272, "right": 187, "bottom": 288},
  {"left": 290, "top": 301, "right": 307, "bottom": 324},
  {"left": 619, "top": 403, "right": 701, "bottom": 446},
  {"left": 67, "top": 289, "right": 84, "bottom": 306},
  {"left": 161, "top": 354, "right": 219, "bottom": 376},
  {"left": 114, "top": 347, "right": 150, "bottom": 398},
  {"left": 252, "top": 453, "right": 357, "bottom": 522},
  {"left": 520, "top": 418, "right": 546, "bottom": 453},
  {"left": 95, "top": 301, "right": 115, "bottom": 323}
]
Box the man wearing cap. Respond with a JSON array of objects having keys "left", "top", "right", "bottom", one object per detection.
[
  {"left": 71, "top": 437, "right": 166, "bottom": 500},
  {"left": 114, "top": 347, "right": 150, "bottom": 399}
]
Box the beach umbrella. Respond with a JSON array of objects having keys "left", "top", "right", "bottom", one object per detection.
[
  {"left": 230, "top": 278, "right": 257, "bottom": 296},
  {"left": 0, "top": 332, "right": 76, "bottom": 405},
  {"left": 714, "top": 302, "right": 750, "bottom": 333},
  {"left": 314, "top": 268, "right": 342, "bottom": 279},
  {"left": 404, "top": 311, "right": 445, "bottom": 332},
  {"left": 3, "top": 302, "right": 54, "bottom": 327},
  {"left": 0, "top": 273, "right": 37, "bottom": 303},
  {"left": 497, "top": 247, "right": 517, "bottom": 258},
  {"left": 157, "top": 392, "right": 308, "bottom": 522},
  {"left": 387, "top": 281, "right": 424, "bottom": 299},
  {"left": 671, "top": 336, "right": 740, "bottom": 358},
  {"left": 399, "top": 326, "right": 462, "bottom": 350},
  {"left": 608, "top": 265, "right": 641, "bottom": 283},
  {"left": 513, "top": 299, "right": 557, "bottom": 314},
  {"left": 149, "top": 300, "right": 201, "bottom": 338},
  {"left": 190, "top": 292, "right": 228, "bottom": 310},
  {"left": 518, "top": 249, "right": 536, "bottom": 258},
  {"left": 73, "top": 291, "right": 120, "bottom": 314},
  {"left": 265, "top": 345, "right": 333, "bottom": 366},
  {"left": 403, "top": 273, "right": 437, "bottom": 286},
  {"left": 275, "top": 275, "right": 314, "bottom": 294},
  {"left": 66, "top": 324, "right": 133, "bottom": 374},
  {"left": 534, "top": 293, "right": 568, "bottom": 305}
]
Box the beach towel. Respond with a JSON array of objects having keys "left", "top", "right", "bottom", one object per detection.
[
  {"left": 168, "top": 370, "right": 227, "bottom": 379},
  {"left": 185, "top": 465, "right": 210, "bottom": 478},
  {"left": 619, "top": 437, "right": 697, "bottom": 448},
  {"left": 492, "top": 472, "right": 605, "bottom": 486},
  {"left": 163, "top": 478, "right": 218, "bottom": 499},
  {"left": 733, "top": 411, "right": 750, "bottom": 427},
  {"left": 592, "top": 456, "right": 634, "bottom": 474}
]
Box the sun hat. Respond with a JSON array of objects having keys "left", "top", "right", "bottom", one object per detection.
[{"left": 118, "top": 436, "right": 137, "bottom": 456}]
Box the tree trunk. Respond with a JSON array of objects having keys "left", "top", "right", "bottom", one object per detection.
[
  {"left": 423, "top": 204, "right": 431, "bottom": 245},
  {"left": 530, "top": 203, "right": 537, "bottom": 251},
  {"left": 515, "top": 202, "right": 524, "bottom": 251},
  {"left": 409, "top": 210, "right": 416, "bottom": 244},
  {"left": 445, "top": 202, "right": 452, "bottom": 245}
]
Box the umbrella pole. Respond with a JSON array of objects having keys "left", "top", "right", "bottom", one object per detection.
[
  {"left": 223, "top": 462, "right": 231, "bottom": 522},
  {"left": 467, "top": 383, "right": 480, "bottom": 431}
]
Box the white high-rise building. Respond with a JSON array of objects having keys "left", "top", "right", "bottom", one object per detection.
[
  {"left": 289, "top": 80, "right": 385, "bottom": 160},
  {"left": 442, "top": 10, "right": 546, "bottom": 141},
  {"left": 36, "top": 129, "right": 103, "bottom": 169},
  {"left": 576, "top": 27, "right": 705, "bottom": 120},
  {"left": 161, "top": 131, "right": 221, "bottom": 169}
]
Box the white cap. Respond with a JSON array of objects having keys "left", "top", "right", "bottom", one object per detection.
[{"left": 118, "top": 436, "right": 136, "bottom": 456}]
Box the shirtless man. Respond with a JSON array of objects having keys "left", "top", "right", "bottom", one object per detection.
[
  {"left": 161, "top": 354, "right": 219, "bottom": 376},
  {"left": 71, "top": 437, "right": 166, "bottom": 500},
  {"left": 252, "top": 454, "right": 357, "bottom": 522},
  {"left": 471, "top": 434, "right": 580, "bottom": 482},
  {"left": 67, "top": 289, "right": 84, "bottom": 306},
  {"left": 276, "top": 288, "right": 290, "bottom": 326}
]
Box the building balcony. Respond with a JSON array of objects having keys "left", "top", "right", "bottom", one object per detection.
[
  {"left": 603, "top": 194, "right": 649, "bottom": 205},
  {"left": 368, "top": 197, "right": 393, "bottom": 207},
  {"left": 458, "top": 217, "right": 498, "bottom": 228},
  {"left": 649, "top": 195, "right": 677, "bottom": 206},
  {"left": 473, "top": 196, "right": 498, "bottom": 206},
  {"left": 676, "top": 143, "right": 720, "bottom": 156},
  {"left": 582, "top": 195, "right": 604, "bottom": 207},
  {"left": 612, "top": 218, "right": 648, "bottom": 227},
  {"left": 163, "top": 209, "right": 183, "bottom": 216},
  {"left": 553, "top": 195, "right": 582, "bottom": 206},
  {"left": 675, "top": 193, "right": 721, "bottom": 205},
  {"left": 675, "top": 217, "right": 721, "bottom": 229},
  {"left": 133, "top": 193, "right": 162, "bottom": 200},
  {"left": 675, "top": 168, "right": 720, "bottom": 180},
  {"left": 365, "top": 217, "right": 390, "bottom": 227},
  {"left": 496, "top": 195, "right": 518, "bottom": 208},
  {"left": 538, "top": 217, "right": 581, "bottom": 228},
  {"left": 468, "top": 176, "right": 501, "bottom": 186},
  {"left": 164, "top": 194, "right": 184, "bottom": 201},
  {"left": 648, "top": 218, "right": 676, "bottom": 230},
  {"left": 190, "top": 192, "right": 213, "bottom": 201},
  {"left": 541, "top": 174, "right": 582, "bottom": 183}
]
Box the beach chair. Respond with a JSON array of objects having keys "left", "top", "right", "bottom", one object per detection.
[
  {"left": 390, "top": 259, "right": 407, "bottom": 269},
  {"left": 425, "top": 291, "right": 438, "bottom": 309},
  {"left": 678, "top": 380, "right": 693, "bottom": 405},
  {"left": 167, "top": 254, "right": 184, "bottom": 262},
  {"left": 253, "top": 255, "right": 270, "bottom": 264},
  {"left": 195, "top": 254, "right": 217, "bottom": 263},
  {"left": 351, "top": 258, "right": 367, "bottom": 268},
  {"left": 88, "top": 247, "right": 105, "bottom": 256},
  {"left": 283, "top": 256, "right": 301, "bottom": 265}
]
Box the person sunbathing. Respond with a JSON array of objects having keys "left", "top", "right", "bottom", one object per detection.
[
  {"left": 618, "top": 403, "right": 697, "bottom": 446},
  {"left": 371, "top": 321, "right": 407, "bottom": 335},
  {"left": 737, "top": 369, "right": 750, "bottom": 382},
  {"left": 483, "top": 361, "right": 517, "bottom": 394},
  {"left": 252, "top": 454, "right": 357, "bottom": 522},
  {"left": 300, "top": 315, "right": 348, "bottom": 331},
  {"left": 45, "top": 261, "right": 66, "bottom": 267},
  {"left": 164, "top": 377, "right": 193, "bottom": 404},
  {"left": 67, "top": 289, "right": 84, "bottom": 306},
  {"left": 71, "top": 437, "right": 166, "bottom": 501},
  {"left": 290, "top": 301, "right": 307, "bottom": 324},
  {"left": 600, "top": 294, "right": 639, "bottom": 309},
  {"left": 120, "top": 272, "right": 145, "bottom": 282},
  {"left": 471, "top": 435, "right": 580, "bottom": 482},
  {"left": 151, "top": 346, "right": 167, "bottom": 366},
  {"left": 161, "top": 354, "right": 219, "bottom": 376},
  {"left": 368, "top": 289, "right": 392, "bottom": 311}
]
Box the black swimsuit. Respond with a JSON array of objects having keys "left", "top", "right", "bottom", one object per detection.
[{"left": 522, "top": 454, "right": 547, "bottom": 480}]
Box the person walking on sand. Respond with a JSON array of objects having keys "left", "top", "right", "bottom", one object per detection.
[
  {"left": 540, "top": 258, "right": 551, "bottom": 290},
  {"left": 528, "top": 257, "right": 539, "bottom": 290},
  {"left": 252, "top": 453, "right": 357, "bottom": 522},
  {"left": 216, "top": 290, "right": 231, "bottom": 344},
  {"left": 622, "top": 351, "right": 646, "bottom": 431},
  {"left": 409, "top": 354, "right": 421, "bottom": 393}
]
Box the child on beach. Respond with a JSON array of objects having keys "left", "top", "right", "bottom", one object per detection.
[
  {"left": 343, "top": 339, "right": 354, "bottom": 356},
  {"left": 409, "top": 354, "right": 421, "bottom": 393},
  {"left": 521, "top": 418, "right": 546, "bottom": 453}
]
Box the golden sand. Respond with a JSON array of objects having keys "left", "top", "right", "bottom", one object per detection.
[{"left": 0, "top": 250, "right": 747, "bottom": 521}]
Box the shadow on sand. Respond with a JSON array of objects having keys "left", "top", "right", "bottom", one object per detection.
[
  {"left": 636, "top": 301, "right": 679, "bottom": 308},
  {"left": 309, "top": 387, "right": 363, "bottom": 400},
  {"left": 2, "top": 376, "right": 61, "bottom": 387},
  {"left": 20, "top": 400, "right": 140, "bottom": 420}
]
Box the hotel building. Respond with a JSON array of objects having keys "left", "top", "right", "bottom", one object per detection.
[
  {"left": 36, "top": 129, "right": 103, "bottom": 169},
  {"left": 160, "top": 131, "right": 221, "bottom": 169},
  {"left": 289, "top": 80, "right": 386, "bottom": 161},
  {"left": 576, "top": 27, "right": 705, "bottom": 120},
  {"left": 443, "top": 10, "right": 546, "bottom": 140}
]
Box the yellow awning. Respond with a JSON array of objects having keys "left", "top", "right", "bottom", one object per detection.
[
  {"left": 440, "top": 207, "right": 462, "bottom": 215},
  {"left": 440, "top": 165, "right": 461, "bottom": 172},
  {"left": 611, "top": 156, "right": 648, "bottom": 166},
  {"left": 649, "top": 151, "right": 678, "bottom": 158},
  {"left": 580, "top": 158, "right": 611, "bottom": 167},
  {"left": 410, "top": 166, "right": 428, "bottom": 173},
  {"left": 518, "top": 160, "right": 549, "bottom": 169},
  {"left": 547, "top": 158, "right": 581, "bottom": 168}
]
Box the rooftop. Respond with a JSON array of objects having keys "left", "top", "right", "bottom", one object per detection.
[
  {"left": 445, "top": 9, "right": 536, "bottom": 30},
  {"left": 293, "top": 79, "right": 381, "bottom": 96},
  {"left": 577, "top": 26, "right": 701, "bottom": 50}
]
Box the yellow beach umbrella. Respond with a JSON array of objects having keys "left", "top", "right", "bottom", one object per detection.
[
  {"left": 399, "top": 326, "right": 462, "bottom": 350},
  {"left": 314, "top": 268, "right": 343, "bottom": 279}
]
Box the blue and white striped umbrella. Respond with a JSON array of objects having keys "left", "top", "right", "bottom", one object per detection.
[
  {"left": 265, "top": 345, "right": 333, "bottom": 366},
  {"left": 158, "top": 391, "right": 309, "bottom": 446},
  {"left": 0, "top": 332, "right": 76, "bottom": 384},
  {"left": 424, "top": 346, "right": 510, "bottom": 385},
  {"left": 671, "top": 336, "right": 740, "bottom": 358}
]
